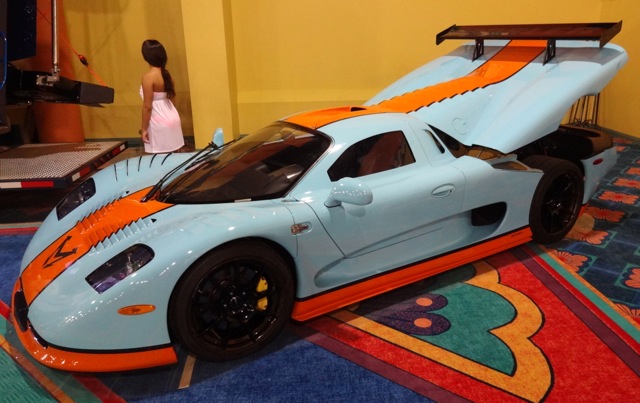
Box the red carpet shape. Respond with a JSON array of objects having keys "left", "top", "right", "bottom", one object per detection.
[{"left": 303, "top": 245, "right": 640, "bottom": 402}]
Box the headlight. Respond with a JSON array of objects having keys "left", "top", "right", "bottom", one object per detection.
[
  {"left": 86, "top": 245, "right": 154, "bottom": 293},
  {"left": 56, "top": 178, "right": 96, "bottom": 220}
]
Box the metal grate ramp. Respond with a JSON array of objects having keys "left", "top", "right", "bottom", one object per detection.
[{"left": 0, "top": 141, "right": 127, "bottom": 189}]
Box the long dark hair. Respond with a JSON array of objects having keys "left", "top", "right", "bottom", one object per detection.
[{"left": 141, "top": 39, "right": 176, "bottom": 99}]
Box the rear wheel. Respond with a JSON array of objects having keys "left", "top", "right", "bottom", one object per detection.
[
  {"left": 169, "top": 240, "right": 294, "bottom": 361},
  {"left": 524, "top": 155, "right": 584, "bottom": 244}
]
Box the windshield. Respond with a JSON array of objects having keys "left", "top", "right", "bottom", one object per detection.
[{"left": 160, "top": 122, "right": 330, "bottom": 203}]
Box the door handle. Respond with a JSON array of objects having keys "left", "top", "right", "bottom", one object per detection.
[{"left": 432, "top": 184, "right": 455, "bottom": 197}]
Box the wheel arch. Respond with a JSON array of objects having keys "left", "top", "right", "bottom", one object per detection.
[
  {"left": 523, "top": 155, "right": 585, "bottom": 244},
  {"left": 516, "top": 124, "right": 616, "bottom": 176},
  {"left": 166, "top": 236, "right": 298, "bottom": 340}
]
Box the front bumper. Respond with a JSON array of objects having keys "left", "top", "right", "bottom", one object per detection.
[{"left": 11, "top": 278, "right": 178, "bottom": 372}]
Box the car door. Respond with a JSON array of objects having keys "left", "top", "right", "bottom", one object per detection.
[{"left": 297, "top": 124, "right": 466, "bottom": 259}]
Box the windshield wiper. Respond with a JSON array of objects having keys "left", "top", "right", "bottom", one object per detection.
[
  {"left": 160, "top": 138, "right": 249, "bottom": 201},
  {"left": 184, "top": 138, "right": 237, "bottom": 170},
  {"left": 141, "top": 142, "right": 217, "bottom": 202}
]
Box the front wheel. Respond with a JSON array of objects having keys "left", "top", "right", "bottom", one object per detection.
[
  {"left": 524, "top": 156, "right": 584, "bottom": 244},
  {"left": 169, "top": 240, "right": 294, "bottom": 361}
]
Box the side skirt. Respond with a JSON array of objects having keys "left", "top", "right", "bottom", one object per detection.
[{"left": 291, "top": 227, "right": 532, "bottom": 321}]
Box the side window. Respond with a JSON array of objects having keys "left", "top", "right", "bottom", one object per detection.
[
  {"left": 429, "top": 125, "right": 468, "bottom": 158},
  {"left": 425, "top": 130, "right": 446, "bottom": 154},
  {"left": 327, "top": 131, "right": 415, "bottom": 182}
]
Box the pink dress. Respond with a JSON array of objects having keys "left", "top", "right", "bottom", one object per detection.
[{"left": 140, "top": 87, "right": 185, "bottom": 153}]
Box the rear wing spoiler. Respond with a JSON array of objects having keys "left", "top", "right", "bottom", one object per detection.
[{"left": 436, "top": 21, "right": 622, "bottom": 64}]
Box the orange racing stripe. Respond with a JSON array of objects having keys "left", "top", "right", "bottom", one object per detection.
[
  {"left": 286, "top": 40, "right": 546, "bottom": 130},
  {"left": 20, "top": 187, "right": 173, "bottom": 305},
  {"left": 291, "top": 227, "right": 532, "bottom": 321},
  {"left": 376, "top": 40, "right": 547, "bottom": 113},
  {"left": 284, "top": 105, "right": 396, "bottom": 130}
]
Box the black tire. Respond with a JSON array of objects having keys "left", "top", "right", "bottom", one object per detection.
[
  {"left": 169, "top": 240, "right": 294, "bottom": 361},
  {"left": 524, "top": 155, "right": 584, "bottom": 244}
]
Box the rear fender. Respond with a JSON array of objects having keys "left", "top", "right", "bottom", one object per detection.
[{"left": 582, "top": 146, "right": 617, "bottom": 203}]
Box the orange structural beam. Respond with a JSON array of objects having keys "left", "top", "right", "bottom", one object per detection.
[{"left": 24, "top": 0, "right": 85, "bottom": 142}]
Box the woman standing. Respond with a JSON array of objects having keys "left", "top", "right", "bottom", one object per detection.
[{"left": 140, "top": 39, "right": 185, "bottom": 153}]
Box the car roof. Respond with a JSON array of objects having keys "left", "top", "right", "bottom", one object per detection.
[{"left": 283, "top": 105, "right": 396, "bottom": 130}]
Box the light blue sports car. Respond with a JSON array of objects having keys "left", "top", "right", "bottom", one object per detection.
[{"left": 11, "top": 23, "right": 628, "bottom": 372}]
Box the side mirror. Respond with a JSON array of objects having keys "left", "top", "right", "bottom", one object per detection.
[
  {"left": 325, "top": 177, "right": 373, "bottom": 207},
  {"left": 212, "top": 128, "right": 224, "bottom": 147}
]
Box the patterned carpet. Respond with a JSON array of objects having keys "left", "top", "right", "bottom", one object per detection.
[
  {"left": 304, "top": 245, "right": 640, "bottom": 401},
  {"left": 550, "top": 135, "right": 640, "bottom": 320}
]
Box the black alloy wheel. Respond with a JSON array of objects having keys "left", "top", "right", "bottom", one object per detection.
[
  {"left": 524, "top": 155, "right": 584, "bottom": 244},
  {"left": 169, "top": 240, "right": 294, "bottom": 361}
]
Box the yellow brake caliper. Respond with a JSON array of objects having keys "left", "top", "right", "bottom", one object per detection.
[{"left": 256, "top": 277, "right": 268, "bottom": 311}]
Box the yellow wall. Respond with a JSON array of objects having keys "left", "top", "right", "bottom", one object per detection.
[
  {"left": 600, "top": 0, "right": 639, "bottom": 135},
  {"left": 64, "top": 0, "right": 193, "bottom": 139},
  {"left": 63, "top": 0, "right": 637, "bottom": 148},
  {"left": 230, "top": 0, "right": 604, "bottom": 134},
  {"left": 180, "top": 0, "right": 238, "bottom": 146}
]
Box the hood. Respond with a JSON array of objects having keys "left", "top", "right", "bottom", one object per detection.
[
  {"left": 19, "top": 188, "right": 173, "bottom": 305},
  {"left": 366, "top": 40, "right": 628, "bottom": 153}
]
